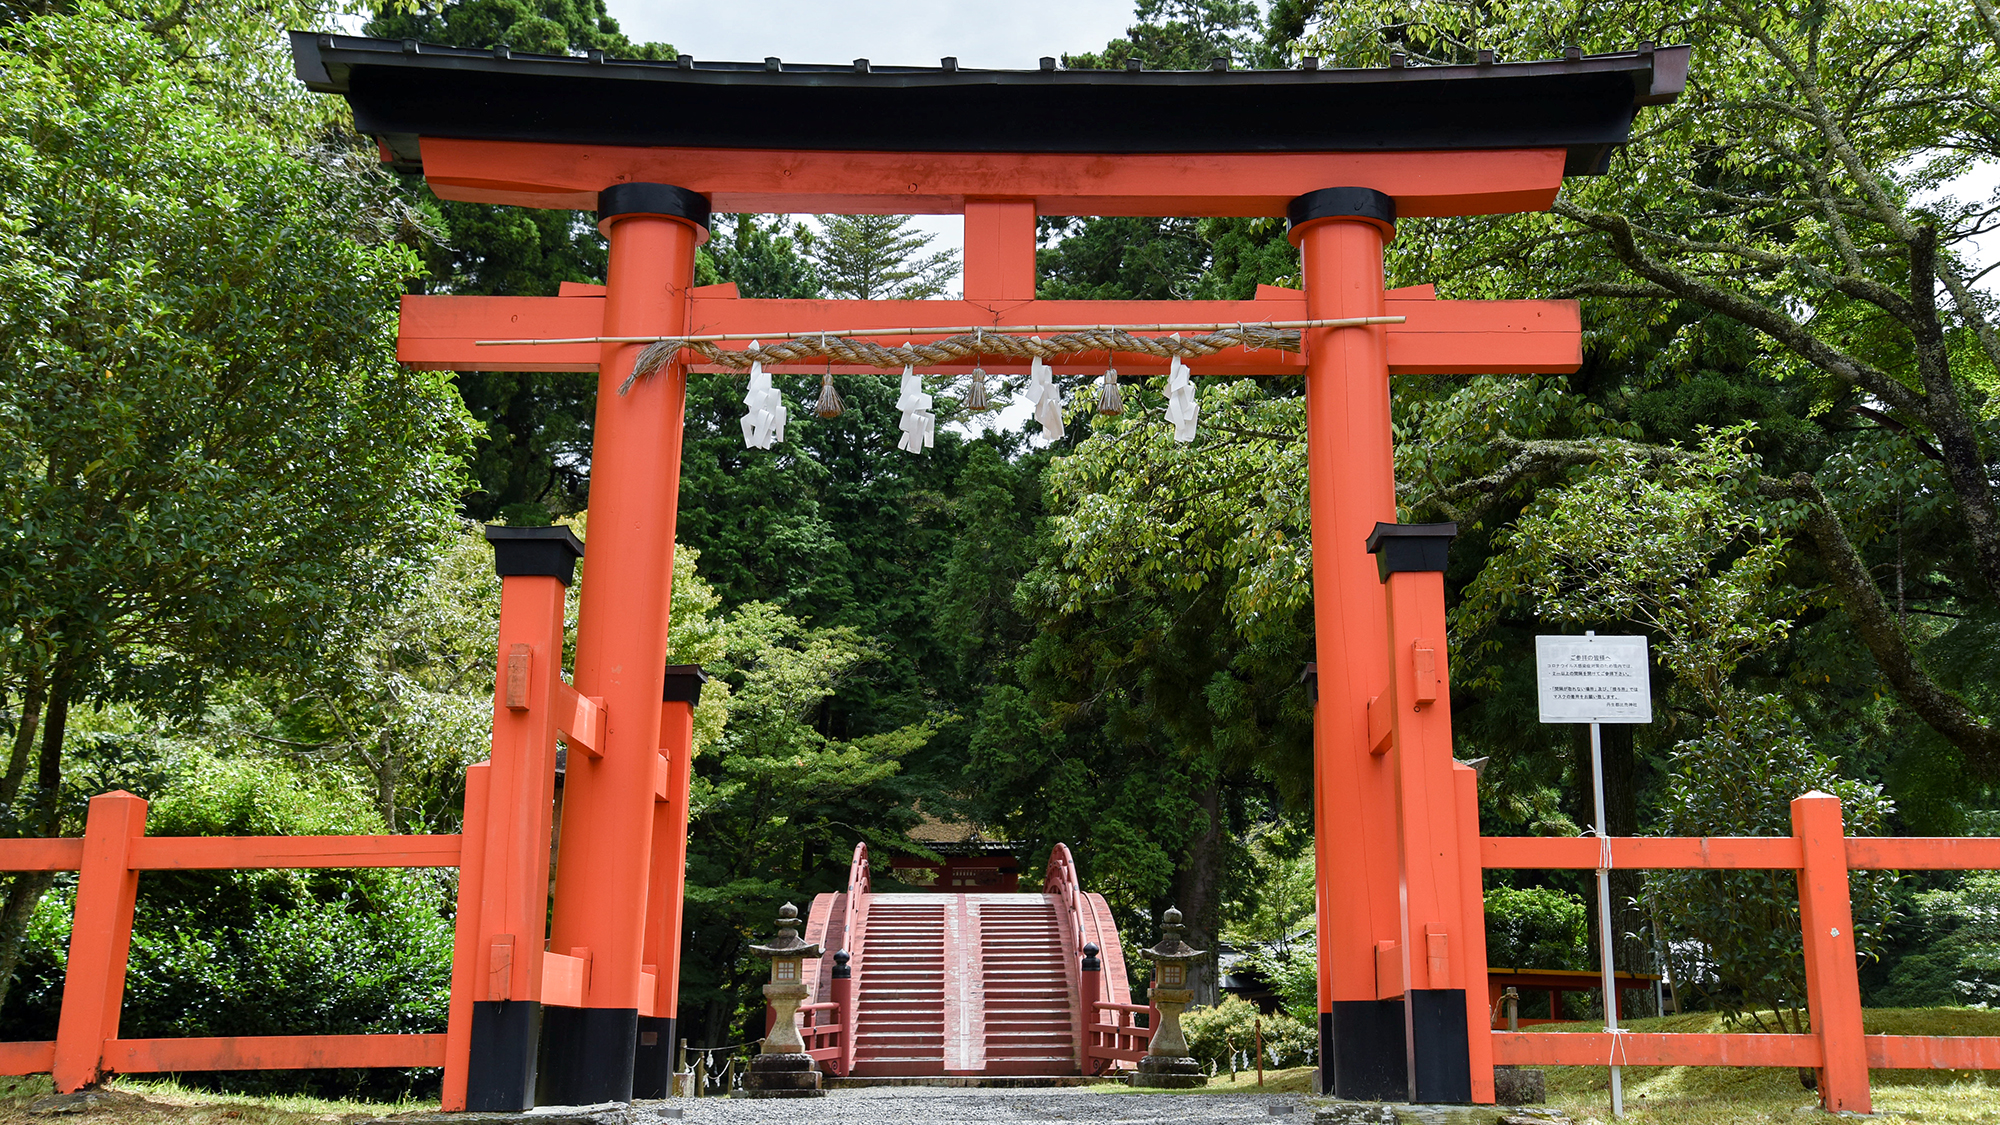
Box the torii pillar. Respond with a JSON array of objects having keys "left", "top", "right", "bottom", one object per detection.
[{"left": 536, "top": 183, "right": 708, "bottom": 1106}]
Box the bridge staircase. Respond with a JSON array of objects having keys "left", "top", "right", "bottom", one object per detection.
[{"left": 799, "top": 844, "right": 1151, "bottom": 1079}]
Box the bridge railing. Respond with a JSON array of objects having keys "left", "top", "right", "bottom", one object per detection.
[
  {"left": 0, "top": 789, "right": 468, "bottom": 1093},
  {"left": 1483, "top": 791, "right": 2000, "bottom": 1113},
  {"left": 1086, "top": 1001, "right": 1153, "bottom": 1069},
  {"left": 1047, "top": 843, "right": 1155, "bottom": 1073},
  {"left": 800, "top": 840, "right": 867, "bottom": 1077}
]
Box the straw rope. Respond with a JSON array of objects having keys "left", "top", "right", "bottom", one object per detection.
[{"left": 620, "top": 324, "right": 1304, "bottom": 394}]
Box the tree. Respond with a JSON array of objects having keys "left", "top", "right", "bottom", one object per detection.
[
  {"left": 973, "top": 379, "right": 1318, "bottom": 1000},
  {"left": 809, "top": 215, "right": 959, "bottom": 300},
  {"left": 677, "top": 601, "right": 935, "bottom": 1046},
  {"left": 0, "top": 4, "right": 471, "bottom": 1010},
  {"left": 363, "top": 0, "right": 679, "bottom": 525},
  {"left": 1651, "top": 694, "right": 1895, "bottom": 1051},
  {"left": 1061, "top": 0, "right": 1272, "bottom": 69},
  {"left": 1306, "top": 0, "right": 2000, "bottom": 777}
]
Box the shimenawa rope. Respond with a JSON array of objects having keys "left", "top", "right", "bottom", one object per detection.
[{"left": 619, "top": 324, "right": 1309, "bottom": 394}]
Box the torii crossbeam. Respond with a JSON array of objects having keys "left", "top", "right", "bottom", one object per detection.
[{"left": 291, "top": 32, "right": 1685, "bottom": 1110}]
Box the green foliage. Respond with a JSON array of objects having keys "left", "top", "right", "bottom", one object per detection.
[
  {"left": 1651, "top": 694, "right": 1896, "bottom": 1033},
  {"left": 677, "top": 599, "right": 938, "bottom": 1041},
  {"left": 1484, "top": 885, "right": 1589, "bottom": 971},
  {"left": 0, "top": 3, "right": 469, "bottom": 717},
  {"left": 1460, "top": 429, "right": 1801, "bottom": 708},
  {"left": 363, "top": 0, "right": 679, "bottom": 525},
  {"left": 366, "top": 0, "right": 671, "bottom": 58},
  {"left": 1181, "top": 995, "right": 1313, "bottom": 1073},
  {"left": 1063, "top": 0, "right": 1271, "bottom": 69},
  {"left": 1220, "top": 825, "right": 1315, "bottom": 952},
  {"left": 704, "top": 214, "right": 823, "bottom": 300},
  {"left": 0, "top": 750, "right": 451, "bottom": 1099},
  {"left": 1233, "top": 941, "right": 1319, "bottom": 1028},
  {"left": 809, "top": 214, "right": 959, "bottom": 300}
]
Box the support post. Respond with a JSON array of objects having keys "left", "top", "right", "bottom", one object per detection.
[
  {"left": 1079, "top": 941, "right": 1102, "bottom": 1073},
  {"left": 53, "top": 792, "right": 147, "bottom": 1093},
  {"left": 634, "top": 665, "right": 709, "bottom": 1097},
  {"left": 1793, "top": 792, "right": 1870, "bottom": 1113},
  {"left": 444, "top": 762, "right": 491, "bottom": 1110},
  {"left": 455, "top": 528, "right": 582, "bottom": 1110},
  {"left": 963, "top": 198, "right": 1037, "bottom": 301},
  {"left": 1453, "top": 764, "right": 1495, "bottom": 1102},
  {"left": 1291, "top": 187, "right": 1407, "bottom": 1100},
  {"left": 1368, "top": 522, "right": 1479, "bottom": 1104},
  {"left": 828, "top": 951, "right": 853, "bottom": 1077},
  {"left": 543, "top": 182, "right": 707, "bottom": 1106}
]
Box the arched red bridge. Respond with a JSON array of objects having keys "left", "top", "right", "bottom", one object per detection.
[{"left": 796, "top": 843, "right": 1151, "bottom": 1077}]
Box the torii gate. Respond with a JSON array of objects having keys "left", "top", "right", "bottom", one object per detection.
[{"left": 292, "top": 33, "right": 1685, "bottom": 1110}]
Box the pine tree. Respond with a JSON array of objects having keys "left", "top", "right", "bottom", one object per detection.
[{"left": 809, "top": 214, "right": 960, "bottom": 300}]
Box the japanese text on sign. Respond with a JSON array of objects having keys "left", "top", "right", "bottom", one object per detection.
[{"left": 1535, "top": 635, "right": 1652, "bottom": 724}]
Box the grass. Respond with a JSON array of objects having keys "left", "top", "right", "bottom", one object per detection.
[
  {"left": 0, "top": 1075, "right": 437, "bottom": 1125},
  {"left": 1089, "top": 1066, "right": 1318, "bottom": 1095},
  {"left": 1535, "top": 1008, "right": 2000, "bottom": 1124},
  {"left": 1108, "top": 1009, "right": 2000, "bottom": 1123}
]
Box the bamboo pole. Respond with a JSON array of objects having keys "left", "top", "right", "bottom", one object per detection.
[{"left": 475, "top": 315, "right": 1405, "bottom": 347}]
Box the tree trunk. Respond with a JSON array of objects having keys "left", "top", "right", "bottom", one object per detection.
[
  {"left": 0, "top": 666, "right": 69, "bottom": 1019},
  {"left": 374, "top": 735, "right": 401, "bottom": 833},
  {"left": 0, "top": 872, "right": 56, "bottom": 1015},
  {"left": 1173, "top": 781, "right": 1225, "bottom": 1006},
  {"left": 32, "top": 674, "right": 69, "bottom": 835},
  {"left": 0, "top": 676, "right": 43, "bottom": 816}
]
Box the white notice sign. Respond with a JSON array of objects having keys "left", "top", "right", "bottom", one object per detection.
[{"left": 1535, "top": 635, "right": 1652, "bottom": 724}]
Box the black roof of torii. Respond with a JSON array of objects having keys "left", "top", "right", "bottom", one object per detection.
[{"left": 290, "top": 32, "right": 1689, "bottom": 176}]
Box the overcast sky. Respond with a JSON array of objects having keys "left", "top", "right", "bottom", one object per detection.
[{"left": 609, "top": 0, "right": 1139, "bottom": 70}]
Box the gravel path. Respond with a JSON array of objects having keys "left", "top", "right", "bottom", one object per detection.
[{"left": 655, "top": 1089, "right": 1313, "bottom": 1125}]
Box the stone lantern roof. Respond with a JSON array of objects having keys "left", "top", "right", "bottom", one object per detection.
[{"left": 749, "top": 902, "right": 824, "bottom": 960}]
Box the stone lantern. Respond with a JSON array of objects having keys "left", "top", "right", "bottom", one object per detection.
[
  {"left": 1129, "top": 906, "right": 1206, "bottom": 1088},
  {"left": 742, "top": 903, "right": 825, "bottom": 1098}
]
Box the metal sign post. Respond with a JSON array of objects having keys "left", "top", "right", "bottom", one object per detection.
[{"left": 1535, "top": 632, "right": 1652, "bottom": 1119}]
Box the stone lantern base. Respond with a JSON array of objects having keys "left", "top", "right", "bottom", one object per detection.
[
  {"left": 741, "top": 1053, "right": 824, "bottom": 1098},
  {"left": 1126, "top": 1054, "right": 1206, "bottom": 1089}
]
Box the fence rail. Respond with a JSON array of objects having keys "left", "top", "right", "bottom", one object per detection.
[
  {"left": 1480, "top": 791, "right": 2000, "bottom": 1114},
  {"left": 0, "top": 790, "right": 468, "bottom": 1092}
]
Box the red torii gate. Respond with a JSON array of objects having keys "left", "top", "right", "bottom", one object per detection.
[{"left": 291, "top": 33, "right": 1686, "bottom": 1109}]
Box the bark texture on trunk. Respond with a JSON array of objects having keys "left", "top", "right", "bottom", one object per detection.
[{"left": 1173, "top": 782, "right": 1225, "bottom": 1007}]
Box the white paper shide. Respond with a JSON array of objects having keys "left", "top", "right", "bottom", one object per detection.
[
  {"left": 896, "top": 366, "right": 935, "bottom": 454},
  {"left": 739, "top": 345, "right": 787, "bottom": 450},
  {"left": 1026, "top": 350, "right": 1065, "bottom": 440},
  {"left": 1164, "top": 350, "right": 1198, "bottom": 442}
]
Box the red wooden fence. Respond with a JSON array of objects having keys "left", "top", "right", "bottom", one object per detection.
[
  {"left": 1483, "top": 792, "right": 2000, "bottom": 1114},
  {"left": 0, "top": 790, "right": 469, "bottom": 1093}
]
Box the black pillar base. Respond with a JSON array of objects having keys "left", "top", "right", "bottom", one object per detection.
[
  {"left": 467, "top": 1000, "right": 542, "bottom": 1112},
  {"left": 632, "top": 1015, "right": 677, "bottom": 1099},
  {"left": 1318, "top": 1010, "right": 1332, "bottom": 1095},
  {"left": 1330, "top": 999, "right": 1407, "bottom": 1101},
  {"left": 538, "top": 1006, "right": 639, "bottom": 1106},
  {"left": 1408, "top": 989, "right": 1471, "bottom": 1104}
]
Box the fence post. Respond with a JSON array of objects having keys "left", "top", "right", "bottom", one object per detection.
[
  {"left": 441, "top": 762, "right": 493, "bottom": 1111},
  {"left": 1453, "top": 764, "right": 1495, "bottom": 1103},
  {"left": 1792, "top": 791, "right": 1869, "bottom": 1114},
  {"left": 53, "top": 791, "right": 147, "bottom": 1093}
]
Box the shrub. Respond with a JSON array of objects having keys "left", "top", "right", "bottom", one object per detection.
[
  {"left": 1180, "top": 994, "right": 1313, "bottom": 1074},
  {"left": 1484, "top": 884, "right": 1589, "bottom": 970},
  {"left": 0, "top": 750, "right": 453, "bottom": 1099}
]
